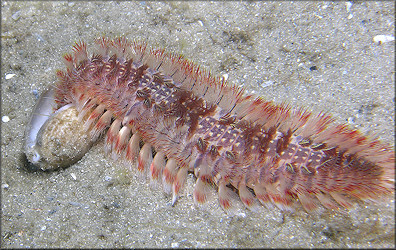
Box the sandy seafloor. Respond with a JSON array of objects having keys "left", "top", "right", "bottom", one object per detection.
[{"left": 1, "top": 1, "right": 395, "bottom": 248}]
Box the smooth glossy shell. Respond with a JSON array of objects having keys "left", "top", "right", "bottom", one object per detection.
[{"left": 24, "top": 90, "right": 92, "bottom": 171}]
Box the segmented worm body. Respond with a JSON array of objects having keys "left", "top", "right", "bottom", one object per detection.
[{"left": 25, "top": 37, "right": 394, "bottom": 212}]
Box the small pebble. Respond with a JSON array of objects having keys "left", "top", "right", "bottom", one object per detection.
[
  {"left": 69, "top": 202, "right": 89, "bottom": 209},
  {"left": 347, "top": 117, "right": 355, "bottom": 124},
  {"left": 32, "top": 89, "right": 40, "bottom": 99},
  {"left": 171, "top": 242, "right": 179, "bottom": 248},
  {"left": 5, "top": 73, "right": 16, "bottom": 79},
  {"left": 373, "top": 35, "right": 395, "bottom": 44},
  {"left": 69, "top": 201, "right": 81, "bottom": 207},
  {"left": 345, "top": 2, "right": 353, "bottom": 12},
  {"left": 48, "top": 207, "right": 59, "bottom": 215},
  {"left": 2, "top": 116, "right": 10, "bottom": 123},
  {"left": 261, "top": 80, "right": 274, "bottom": 88},
  {"left": 2, "top": 183, "right": 9, "bottom": 189},
  {"left": 70, "top": 173, "right": 77, "bottom": 180},
  {"left": 112, "top": 201, "right": 121, "bottom": 208},
  {"left": 237, "top": 212, "right": 246, "bottom": 218},
  {"left": 12, "top": 11, "right": 21, "bottom": 20},
  {"left": 34, "top": 33, "right": 45, "bottom": 43}
]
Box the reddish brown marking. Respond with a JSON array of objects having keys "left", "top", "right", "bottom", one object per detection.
[
  {"left": 138, "top": 156, "right": 145, "bottom": 172},
  {"left": 173, "top": 178, "right": 182, "bottom": 194},
  {"left": 219, "top": 114, "right": 236, "bottom": 126},
  {"left": 219, "top": 197, "right": 231, "bottom": 210},
  {"left": 165, "top": 89, "right": 216, "bottom": 136},
  {"left": 132, "top": 64, "right": 149, "bottom": 84},
  {"left": 150, "top": 162, "right": 160, "bottom": 180},
  {"left": 196, "top": 137, "right": 208, "bottom": 153},
  {"left": 118, "top": 58, "right": 134, "bottom": 85},
  {"left": 163, "top": 168, "right": 176, "bottom": 184},
  {"left": 194, "top": 190, "right": 206, "bottom": 204},
  {"left": 276, "top": 129, "right": 293, "bottom": 155}
]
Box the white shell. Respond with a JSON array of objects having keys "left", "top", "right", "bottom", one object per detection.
[{"left": 24, "top": 88, "right": 92, "bottom": 171}]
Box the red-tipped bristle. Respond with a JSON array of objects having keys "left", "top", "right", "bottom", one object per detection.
[{"left": 72, "top": 40, "right": 88, "bottom": 64}]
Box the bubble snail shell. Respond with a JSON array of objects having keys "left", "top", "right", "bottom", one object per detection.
[{"left": 24, "top": 87, "right": 92, "bottom": 171}]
